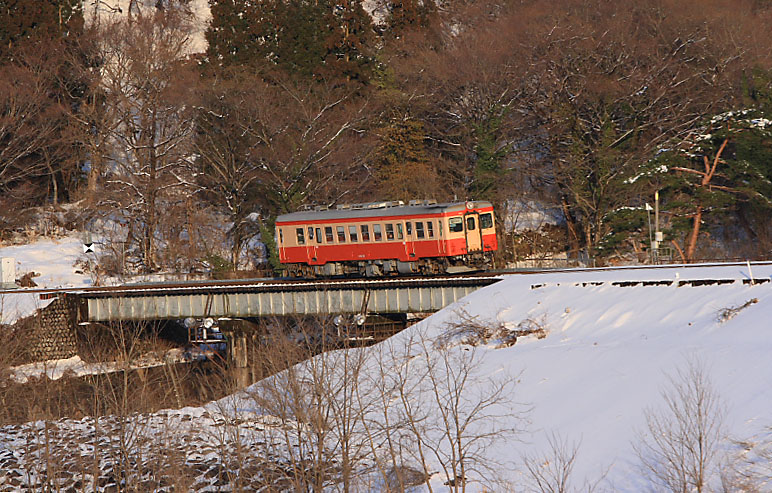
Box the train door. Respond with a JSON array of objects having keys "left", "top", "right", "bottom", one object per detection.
[
  {"left": 403, "top": 221, "right": 416, "bottom": 259},
  {"left": 307, "top": 226, "right": 319, "bottom": 262},
  {"left": 464, "top": 213, "right": 483, "bottom": 253}
]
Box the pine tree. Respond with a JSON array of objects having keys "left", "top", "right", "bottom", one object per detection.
[
  {"left": 321, "top": 0, "right": 374, "bottom": 83},
  {"left": 470, "top": 108, "right": 510, "bottom": 202},
  {"left": 374, "top": 117, "right": 439, "bottom": 202},
  {"left": 205, "top": 0, "right": 277, "bottom": 68},
  {"left": 273, "top": 0, "right": 329, "bottom": 78},
  {"left": 206, "top": 0, "right": 373, "bottom": 83},
  {"left": 386, "top": 0, "right": 436, "bottom": 36},
  {"left": 0, "top": 0, "right": 83, "bottom": 61}
]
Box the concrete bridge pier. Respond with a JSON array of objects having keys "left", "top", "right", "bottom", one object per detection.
[{"left": 219, "top": 319, "right": 259, "bottom": 389}]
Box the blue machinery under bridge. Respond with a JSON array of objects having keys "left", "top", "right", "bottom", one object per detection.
[{"left": 74, "top": 276, "right": 503, "bottom": 323}]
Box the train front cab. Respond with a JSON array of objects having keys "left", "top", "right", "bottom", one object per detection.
[{"left": 443, "top": 202, "right": 497, "bottom": 269}]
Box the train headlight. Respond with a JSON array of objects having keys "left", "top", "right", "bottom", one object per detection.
[
  {"left": 354, "top": 314, "right": 366, "bottom": 326},
  {"left": 333, "top": 315, "right": 344, "bottom": 326},
  {"left": 203, "top": 317, "right": 215, "bottom": 329},
  {"left": 183, "top": 317, "right": 196, "bottom": 329}
]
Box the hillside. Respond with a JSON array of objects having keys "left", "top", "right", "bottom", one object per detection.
[
  {"left": 394, "top": 263, "right": 772, "bottom": 489},
  {"left": 4, "top": 259, "right": 770, "bottom": 490}
]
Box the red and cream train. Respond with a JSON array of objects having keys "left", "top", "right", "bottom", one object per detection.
[{"left": 275, "top": 200, "right": 497, "bottom": 277}]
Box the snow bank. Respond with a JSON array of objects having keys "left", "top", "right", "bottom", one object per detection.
[
  {"left": 0, "top": 235, "right": 94, "bottom": 324},
  {"left": 407, "top": 263, "right": 772, "bottom": 489},
  {"left": 222, "top": 263, "right": 772, "bottom": 490}
]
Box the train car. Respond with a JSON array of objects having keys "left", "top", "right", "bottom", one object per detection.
[{"left": 275, "top": 200, "right": 497, "bottom": 277}]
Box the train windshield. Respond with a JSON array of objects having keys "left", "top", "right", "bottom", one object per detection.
[{"left": 480, "top": 213, "right": 493, "bottom": 229}]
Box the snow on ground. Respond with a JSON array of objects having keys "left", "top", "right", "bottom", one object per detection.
[
  {"left": 6, "top": 349, "right": 193, "bottom": 384},
  {"left": 0, "top": 235, "right": 94, "bottom": 325},
  {"left": 414, "top": 263, "right": 772, "bottom": 490},
  {"left": 2, "top": 260, "right": 772, "bottom": 491},
  {"left": 219, "top": 262, "right": 772, "bottom": 490},
  {"left": 425, "top": 263, "right": 772, "bottom": 489},
  {"left": 0, "top": 235, "right": 92, "bottom": 289}
]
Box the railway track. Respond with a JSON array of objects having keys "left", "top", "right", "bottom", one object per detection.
[{"left": 0, "top": 260, "right": 769, "bottom": 298}]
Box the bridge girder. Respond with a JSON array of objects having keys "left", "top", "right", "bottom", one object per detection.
[{"left": 79, "top": 278, "right": 501, "bottom": 322}]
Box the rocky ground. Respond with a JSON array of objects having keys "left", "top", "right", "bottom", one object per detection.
[{"left": 0, "top": 408, "right": 308, "bottom": 492}]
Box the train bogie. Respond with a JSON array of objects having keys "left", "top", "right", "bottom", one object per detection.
[{"left": 275, "top": 200, "right": 497, "bottom": 277}]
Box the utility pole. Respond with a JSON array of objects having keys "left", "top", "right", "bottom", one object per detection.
[
  {"left": 653, "top": 190, "right": 663, "bottom": 264},
  {"left": 645, "top": 202, "right": 654, "bottom": 263}
]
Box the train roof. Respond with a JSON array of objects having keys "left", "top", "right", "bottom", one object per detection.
[{"left": 275, "top": 200, "right": 493, "bottom": 224}]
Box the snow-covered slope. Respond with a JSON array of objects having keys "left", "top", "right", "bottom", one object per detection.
[
  {"left": 220, "top": 262, "right": 772, "bottom": 490},
  {"left": 409, "top": 263, "right": 772, "bottom": 489},
  {"left": 0, "top": 235, "right": 93, "bottom": 324},
  {"left": 2, "top": 260, "right": 771, "bottom": 491}
]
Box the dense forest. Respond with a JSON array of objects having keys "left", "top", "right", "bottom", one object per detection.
[{"left": 1, "top": 0, "right": 771, "bottom": 274}]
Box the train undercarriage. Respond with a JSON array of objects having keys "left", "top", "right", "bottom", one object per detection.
[{"left": 284, "top": 253, "right": 493, "bottom": 278}]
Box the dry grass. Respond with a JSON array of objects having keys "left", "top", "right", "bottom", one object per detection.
[{"left": 437, "top": 309, "right": 548, "bottom": 349}]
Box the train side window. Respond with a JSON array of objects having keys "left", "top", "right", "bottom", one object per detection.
[
  {"left": 466, "top": 216, "right": 476, "bottom": 231},
  {"left": 449, "top": 217, "right": 463, "bottom": 232},
  {"left": 316, "top": 228, "right": 322, "bottom": 243},
  {"left": 296, "top": 228, "right": 305, "bottom": 245},
  {"left": 373, "top": 224, "right": 383, "bottom": 241},
  {"left": 279, "top": 229, "right": 284, "bottom": 244},
  {"left": 337, "top": 226, "right": 346, "bottom": 242},
  {"left": 397, "top": 223, "right": 404, "bottom": 239},
  {"left": 427, "top": 221, "right": 434, "bottom": 238},
  {"left": 438, "top": 220, "right": 443, "bottom": 237},
  {"left": 416, "top": 222, "right": 425, "bottom": 239},
  {"left": 406, "top": 222, "right": 412, "bottom": 235},
  {"left": 361, "top": 225, "right": 370, "bottom": 241},
  {"left": 480, "top": 213, "right": 493, "bottom": 229},
  {"left": 385, "top": 223, "right": 395, "bottom": 240},
  {"left": 308, "top": 227, "right": 314, "bottom": 241},
  {"left": 348, "top": 225, "right": 358, "bottom": 242},
  {"left": 325, "top": 226, "right": 334, "bottom": 243}
]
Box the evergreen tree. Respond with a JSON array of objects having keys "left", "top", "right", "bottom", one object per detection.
[
  {"left": 469, "top": 107, "right": 511, "bottom": 202},
  {"left": 273, "top": 0, "right": 329, "bottom": 78},
  {"left": 321, "top": 0, "right": 374, "bottom": 83},
  {"left": 0, "top": 0, "right": 83, "bottom": 61},
  {"left": 374, "top": 117, "right": 439, "bottom": 202},
  {"left": 205, "top": 0, "right": 277, "bottom": 68},
  {"left": 206, "top": 0, "right": 373, "bottom": 83},
  {"left": 386, "top": 0, "right": 436, "bottom": 35},
  {"left": 640, "top": 109, "right": 772, "bottom": 261}
]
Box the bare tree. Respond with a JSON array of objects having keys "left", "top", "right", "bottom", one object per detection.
[
  {"left": 95, "top": 10, "right": 200, "bottom": 271},
  {"left": 522, "top": 433, "right": 608, "bottom": 493},
  {"left": 0, "top": 55, "right": 65, "bottom": 210},
  {"left": 240, "top": 75, "right": 371, "bottom": 213},
  {"left": 718, "top": 429, "right": 772, "bottom": 492},
  {"left": 195, "top": 70, "right": 266, "bottom": 269},
  {"left": 634, "top": 359, "right": 726, "bottom": 493},
  {"left": 364, "top": 325, "right": 524, "bottom": 492},
  {"left": 246, "top": 318, "right": 376, "bottom": 492}
]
